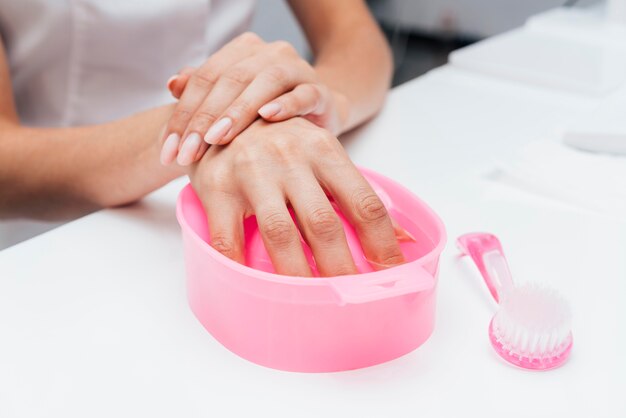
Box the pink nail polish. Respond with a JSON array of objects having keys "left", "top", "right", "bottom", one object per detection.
[
  {"left": 177, "top": 133, "right": 202, "bottom": 166},
  {"left": 204, "top": 117, "right": 233, "bottom": 145},
  {"left": 258, "top": 102, "right": 282, "bottom": 119},
  {"left": 160, "top": 133, "right": 180, "bottom": 165}
]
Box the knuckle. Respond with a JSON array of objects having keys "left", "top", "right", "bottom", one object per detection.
[
  {"left": 373, "top": 248, "right": 405, "bottom": 268},
  {"left": 381, "top": 252, "right": 405, "bottom": 266},
  {"left": 237, "top": 31, "right": 262, "bottom": 45},
  {"left": 191, "top": 71, "right": 219, "bottom": 88},
  {"left": 270, "top": 134, "right": 302, "bottom": 161},
  {"left": 307, "top": 207, "right": 342, "bottom": 240},
  {"left": 202, "top": 165, "right": 228, "bottom": 189},
  {"left": 226, "top": 100, "right": 253, "bottom": 121},
  {"left": 310, "top": 126, "right": 332, "bottom": 141},
  {"left": 210, "top": 235, "right": 237, "bottom": 258},
  {"left": 352, "top": 189, "right": 388, "bottom": 223},
  {"left": 264, "top": 65, "right": 290, "bottom": 85},
  {"left": 302, "top": 83, "right": 321, "bottom": 103},
  {"left": 223, "top": 66, "right": 253, "bottom": 86},
  {"left": 191, "top": 109, "right": 219, "bottom": 127},
  {"left": 233, "top": 147, "right": 260, "bottom": 168},
  {"left": 293, "top": 59, "right": 315, "bottom": 78},
  {"left": 329, "top": 264, "right": 358, "bottom": 277},
  {"left": 171, "top": 108, "right": 194, "bottom": 125},
  {"left": 272, "top": 40, "right": 296, "bottom": 56},
  {"left": 260, "top": 212, "right": 296, "bottom": 247},
  {"left": 309, "top": 129, "right": 338, "bottom": 152}
]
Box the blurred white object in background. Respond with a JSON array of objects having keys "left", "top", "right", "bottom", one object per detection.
[
  {"left": 527, "top": 1, "right": 626, "bottom": 49},
  {"left": 561, "top": 86, "right": 626, "bottom": 155},
  {"left": 608, "top": 0, "right": 626, "bottom": 23},
  {"left": 526, "top": 1, "right": 626, "bottom": 154},
  {"left": 368, "top": 0, "right": 566, "bottom": 38},
  {"left": 449, "top": 1, "right": 626, "bottom": 96},
  {"left": 450, "top": 28, "right": 626, "bottom": 95}
]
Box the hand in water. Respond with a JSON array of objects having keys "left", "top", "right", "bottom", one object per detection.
[{"left": 188, "top": 118, "right": 405, "bottom": 277}]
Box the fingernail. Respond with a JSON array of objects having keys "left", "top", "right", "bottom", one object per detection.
[
  {"left": 391, "top": 218, "right": 416, "bottom": 243},
  {"left": 177, "top": 133, "right": 202, "bottom": 166},
  {"left": 204, "top": 117, "right": 233, "bottom": 145},
  {"left": 166, "top": 75, "right": 178, "bottom": 90},
  {"left": 160, "top": 133, "right": 180, "bottom": 165},
  {"left": 258, "top": 102, "right": 282, "bottom": 118}
]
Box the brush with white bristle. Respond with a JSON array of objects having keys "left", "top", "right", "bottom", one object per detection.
[
  {"left": 490, "top": 282, "right": 572, "bottom": 369},
  {"left": 457, "top": 233, "right": 573, "bottom": 370}
]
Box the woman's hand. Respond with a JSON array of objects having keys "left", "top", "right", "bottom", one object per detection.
[
  {"left": 159, "top": 32, "right": 348, "bottom": 167},
  {"left": 188, "top": 117, "right": 404, "bottom": 277}
]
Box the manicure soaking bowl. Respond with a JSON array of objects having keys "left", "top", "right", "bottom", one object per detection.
[{"left": 176, "top": 167, "right": 446, "bottom": 372}]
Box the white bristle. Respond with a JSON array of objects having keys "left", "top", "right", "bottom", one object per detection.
[{"left": 492, "top": 283, "right": 572, "bottom": 360}]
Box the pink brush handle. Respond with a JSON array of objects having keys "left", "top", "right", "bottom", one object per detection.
[{"left": 456, "top": 233, "right": 514, "bottom": 303}]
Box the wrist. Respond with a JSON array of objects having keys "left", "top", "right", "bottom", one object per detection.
[
  {"left": 312, "top": 66, "right": 352, "bottom": 135},
  {"left": 330, "top": 90, "right": 351, "bottom": 136}
]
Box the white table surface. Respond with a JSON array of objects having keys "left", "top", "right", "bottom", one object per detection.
[{"left": 1, "top": 65, "right": 625, "bottom": 417}]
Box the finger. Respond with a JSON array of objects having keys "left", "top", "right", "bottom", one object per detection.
[
  {"left": 182, "top": 63, "right": 258, "bottom": 147},
  {"left": 160, "top": 132, "right": 181, "bottom": 165},
  {"left": 167, "top": 66, "right": 195, "bottom": 89},
  {"left": 173, "top": 64, "right": 252, "bottom": 166},
  {"left": 162, "top": 33, "right": 262, "bottom": 146},
  {"left": 284, "top": 169, "right": 357, "bottom": 277},
  {"left": 176, "top": 132, "right": 206, "bottom": 166},
  {"left": 167, "top": 66, "right": 196, "bottom": 99},
  {"left": 167, "top": 69, "right": 219, "bottom": 145},
  {"left": 317, "top": 161, "right": 405, "bottom": 269},
  {"left": 204, "top": 65, "right": 308, "bottom": 145},
  {"left": 243, "top": 180, "right": 312, "bottom": 277},
  {"left": 165, "top": 71, "right": 211, "bottom": 166},
  {"left": 201, "top": 190, "right": 246, "bottom": 264},
  {"left": 258, "top": 83, "right": 326, "bottom": 121},
  {"left": 168, "top": 75, "right": 189, "bottom": 99}
]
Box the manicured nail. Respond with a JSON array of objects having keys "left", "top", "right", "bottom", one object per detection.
[
  {"left": 204, "top": 117, "right": 233, "bottom": 144},
  {"left": 160, "top": 133, "right": 180, "bottom": 165},
  {"left": 258, "top": 102, "right": 282, "bottom": 118},
  {"left": 166, "top": 75, "right": 178, "bottom": 90},
  {"left": 177, "top": 133, "right": 202, "bottom": 166}
]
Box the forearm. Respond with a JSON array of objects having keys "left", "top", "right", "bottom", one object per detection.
[
  {"left": 0, "top": 105, "right": 182, "bottom": 219},
  {"left": 314, "top": 24, "right": 392, "bottom": 132},
  {"left": 290, "top": 0, "right": 393, "bottom": 133}
]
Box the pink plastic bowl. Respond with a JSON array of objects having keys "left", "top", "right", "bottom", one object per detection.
[{"left": 176, "top": 167, "right": 446, "bottom": 372}]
